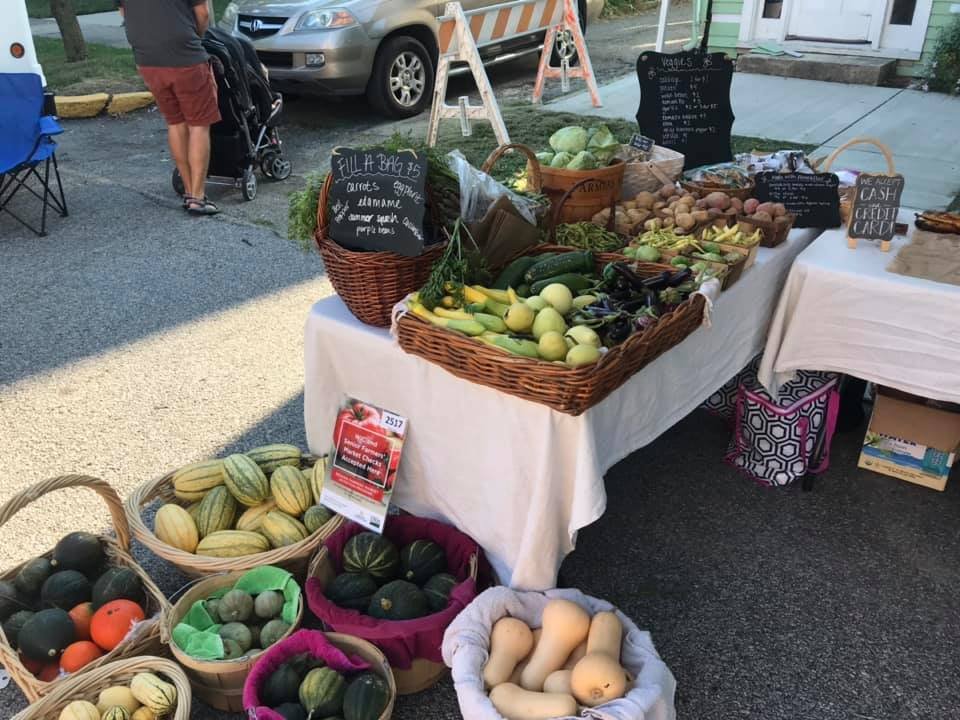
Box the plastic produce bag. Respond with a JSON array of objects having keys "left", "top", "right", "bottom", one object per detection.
[
  {"left": 447, "top": 150, "right": 539, "bottom": 225},
  {"left": 682, "top": 162, "right": 752, "bottom": 189}
]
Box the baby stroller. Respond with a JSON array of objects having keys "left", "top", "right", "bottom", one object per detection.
[{"left": 172, "top": 27, "right": 290, "bottom": 202}]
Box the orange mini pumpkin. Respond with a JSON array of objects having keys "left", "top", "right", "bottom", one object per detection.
[
  {"left": 90, "top": 600, "right": 145, "bottom": 652},
  {"left": 60, "top": 640, "right": 104, "bottom": 673},
  {"left": 69, "top": 602, "right": 94, "bottom": 642}
]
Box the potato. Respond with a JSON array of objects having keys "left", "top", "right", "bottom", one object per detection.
[
  {"left": 623, "top": 200, "right": 637, "bottom": 210},
  {"left": 660, "top": 207, "right": 675, "bottom": 217},
  {"left": 755, "top": 202, "right": 777, "bottom": 216},
  {"left": 644, "top": 218, "right": 662, "bottom": 231},
  {"left": 773, "top": 203, "right": 787, "bottom": 217},
  {"left": 663, "top": 218, "right": 676, "bottom": 229},
  {"left": 591, "top": 212, "right": 607, "bottom": 224},
  {"left": 694, "top": 198, "right": 708, "bottom": 210},
  {"left": 707, "top": 208, "right": 723, "bottom": 219},
  {"left": 653, "top": 200, "right": 667, "bottom": 211},
  {"left": 626, "top": 209, "right": 644, "bottom": 222},
  {"left": 704, "top": 192, "right": 731, "bottom": 210},
  {"left": 691, "top": 209, "right": 710, "bottom": 224},
  {"left": 676, "top": 212, "right": 695, "bottom": 230},
  {"left": 743, "top": 198, "right": 760, "bottom": 215},
  {"left": 730, "top": 197, "right": 744, "bottom": 212},
  {"left": 659, "top": 183, "right": 677, "bottom": 199},
  {"left": 739, "top": 221, "right": 755, "bottom": 234},
  {"left": 774, "top": 214, "right": 791, "bottom": 226},
  {"left": 635, "top": 191, "right": 657, "bottom": 209},
  {"left": 752, "top": 211, "right": 773, "bottom": 223}
]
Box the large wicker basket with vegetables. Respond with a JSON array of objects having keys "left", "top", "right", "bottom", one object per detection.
[{"left": 395, "top": 245, "right": 706, "bottom": 415}]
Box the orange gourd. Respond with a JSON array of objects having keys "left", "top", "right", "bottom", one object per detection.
[
  {"left": 69, "top": 602, "right": 94, "bottom": 642},
  {"left": 90, "top": 600, "right": 145, "bottom": 651},
  {"left": 60, "top": 641, "right": 104, "bottom": 673}
]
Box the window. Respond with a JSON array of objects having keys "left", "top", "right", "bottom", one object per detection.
[
  {"left": 762, "top": 0, "right": 783, "bottom": 20},
  {"left": 890, "top": 0, "right": 918, "bottom": 25}
]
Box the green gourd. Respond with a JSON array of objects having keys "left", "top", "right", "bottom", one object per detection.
[
  {"left": 217, "top": 589, "right": 253, "bottom": 623},
  {"left": 273, "top": 703, "right": 308, "bottom": 720},
  {"left": 261, "top": 619, "right": 291, "bottom": 648},
  {"left": 14, "top": 557, "right": 53, "bottom": 598},
  {"left": 196, "top": 485, "right": 239, "bottom": 538},
  {"left": 262, "top": 664, "right": 302, "bottom": 706},
  {"left": 399, "top": 540, "right": 447, "bottom": 585},
  {"left": 92, "top": 567, "right": 144, "bottom": 609},
  {"left": 324, "top": 573, "right": 378, "bottom": 612},
  {"left": 254, "top": 590, "right": 285, "bottom": 619},
  {"left": 40, "top": 570, "right": 91, "bottom": 610},
  {"left": 367, "top": 580, "right": 428, "bottom": 621},
  {"left": 303, "top": 506, "right": 334, "bottom": 534},
  {"left": 2, "top": 609, "right": 34, "bottom": 650},
  {"left": 18, "top": 608, "right": 75, "bottom": 661},
  {"left": 0, "top": 581, "right": 27, "bottom": 621},
  {"left": 342, "top": 534, "right": 400, "bottom": 582},
  {"left": 51, "top": 532, "right": 104, "bottom": 574},
  {"left": 343, "top": 672, "right": 391, "bottom": 720},
  {"left": 422, "top": 573, "right": 457, "bottom": 613},
  {"left": 219, "top": 622, "right": 253, "bottom": 652},
  {"left": 221, "top": 638, "right": 244, "bottom": 660},
  {"left": 299, "top": 667, "right": 346, "bottom": 717}
]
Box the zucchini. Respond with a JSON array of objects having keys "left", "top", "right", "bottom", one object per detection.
[
  {"left": 530, "top": 273, "right": 594, "bottom": 296},
  {"left": 524, "top": 251, "right": 594, "bottom": 283},
  {"left": 492, "top": 256, "right": 539, "bottom": 290}
]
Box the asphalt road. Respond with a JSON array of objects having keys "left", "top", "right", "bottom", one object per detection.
[{"left": 4, "top": 4, "right": 959, "bottom": 718}]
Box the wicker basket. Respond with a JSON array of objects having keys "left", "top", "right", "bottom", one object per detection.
[
  {"left": 165, "top": 571, "right": 303, "bottom": 712},
  {"left": 817, "top": 136, "right": 896, "bottom": 225},
  {"left": 536, "top": 159, "right": 626, "bottom": 224},
  {"left": 314, "top": 173, "right": 447, "bottom": 328},
  {"left": 0, "top": 475, "right": 169, "bottom": 702},
  {"left": 680, "top": 178, "right": 755, "bottom": 201},
  {"left": 395, "top": 246, "right": 706, "bottom": 415},
  {"left": 480, "top": 143, "right": 551, "bottom": 225},
  {"left": 737, "top": 213, "right": 796, "bottom": 248},
  {"left": 124, "top": 453, "right": 343, "bottom": 579},
  {"left": 11, "top": 656, "right": 191, "bottom": 720},
  {"left": 619, "top": 145, "right": 685, "bottom": 198}
]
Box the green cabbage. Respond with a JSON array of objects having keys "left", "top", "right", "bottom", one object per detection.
[
  {"left": 550, "top": 151, "right": 575, "bottom": 168},
  {"left": 536, "top": 151, "right": 555, "bottom": 165},
  {"left": 549, "top": 126, "right": 588, "bottom": 154},
  {"left": 566, "top": 151, "right": 598, "bottom": 171},
  {"left": 587, "top": 124, "right": 620, "bottom": 163}
]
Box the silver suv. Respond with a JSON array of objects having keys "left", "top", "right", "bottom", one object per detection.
[{"left": 219, "top": 0, "right": 598, "bottom": 118}]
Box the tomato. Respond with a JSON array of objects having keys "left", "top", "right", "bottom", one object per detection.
[{"left": 334, "top": 402, "right": 382, "bottom": 444}]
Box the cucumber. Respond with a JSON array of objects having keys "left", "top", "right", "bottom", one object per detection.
[
  {"left": 524, "top": 251, "right": 594, "bottom": 283},
  {"left": 446, "top": 319, "right": 486, "bottom": 336},
  {"left": 492, "top": 336, "right": 539, "bottom": 358},
  {"left": 516, "top": 284, "right": 531, "bottom": 297},
  {"left": 473, "top": 313, "right": 507, "bottom": 333},
  {"left": 492, "top": 256, "right": 539, "bottom": 290},
  {"left": 530, "top": 273, "right": 594, "bottom": 296}
]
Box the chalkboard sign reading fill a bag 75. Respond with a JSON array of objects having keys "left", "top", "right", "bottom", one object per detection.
[
  {"left": 635, "top": 50, "right": 735, "bottom": 170},
  {"left": 754, "top": 172, "right": 842, "bottom": 229},
  {"left": 327, "top": 147, "right": 429, "bottom": 257}
]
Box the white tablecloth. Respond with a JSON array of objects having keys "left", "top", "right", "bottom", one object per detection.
[
  {"left": 305, "top": 228, "right": 820, "bottom": 590},
  {"left": 758, "top": 212, "right": 960, "bottom": 404}
]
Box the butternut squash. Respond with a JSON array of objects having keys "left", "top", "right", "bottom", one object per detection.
[
  {"left": 542, "top": 669, "right": 573, "bottom": 695},
  {"left": 509, "top": 629, "right": 540, "bottom": 684},
  {"left": 570, "top": 652, "right": 628, "bottom": 707},
  {"left": 483, "top": 617, "right": 534, "bottom": 689},
  {"left": 562, "top": 640, "right": 587, "bottom": 670},
  {"left": 586, "top": 611, "right": 623, "bottom": 660},
  {"left": 519, "top": 599, "right": 590, "bottom": 691},
  {"left": 488, "top": 683, "right": 577, "bottom": 720}
]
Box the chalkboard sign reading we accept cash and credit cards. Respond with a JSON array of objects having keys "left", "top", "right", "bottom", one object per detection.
[
  {"left": 327, "top": 148, "right": 429, "bottom": 257},
  {"left": 635, "top": 50, "right": 735, "bottom": 170}
]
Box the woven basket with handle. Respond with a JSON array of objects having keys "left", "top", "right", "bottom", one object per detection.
[
  {"left": 124, "top": 453, "right": 343, "bottom": 580},
  {"left": 11, "top": 656, "right": 191, "bottom": 720},
  {"left": 395, "top": 246, "right": 705, "bottom": 415},
  {"left": 0, "top": 475, "right": 169, "bottom": 702},
  {"left": 480, "top": 143, "right": 550, "bottom": 224},
  {"left": 816, "top": 136, "right": 896, "bottom": 225},
  {"left": 619, "top": 144, "right": 685, "bottom": 198}
]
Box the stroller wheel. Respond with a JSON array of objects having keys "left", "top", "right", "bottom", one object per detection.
[
  {"left": 269, "top": 155, "right": 292, "bottom": 181},
  {"left": 172, "top": 169, "right": 185, "bottom": 197},
  {"left": 241, "top": 167, "right": 258, "bottom": 201},
  {"left": 260, "top": 151, "right": 277, "bottom": 179}
]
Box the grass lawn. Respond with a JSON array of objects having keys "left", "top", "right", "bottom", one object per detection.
[
  {"left": 34, "top": 37, "right": 143, "bottom": 95},
  {"left": 28, "top": 0, "right": 230, "bottom": 18},
  {"left": 435, "top": 104, "right": 819, "bottom": 182}
]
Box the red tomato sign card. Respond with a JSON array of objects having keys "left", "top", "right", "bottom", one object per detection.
[{"left": 321, "top": 398, "right": 406, "bottom": 532}]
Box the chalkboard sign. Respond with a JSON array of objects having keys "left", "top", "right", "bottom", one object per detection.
[
  {"left": 327, "top": 147, "right": 429, "bottom": 256},
  {"left": 630, "top": 134, "right": 655, "bottom": 152},
  {"left": 848, "top": 173, "right": 905, "bottom": 244},
  {"left": 635, "top": 50, "right": 735, "bottom": 170},
  {"left": 754, "top": 172, "right": 842, "bottom": 229}
]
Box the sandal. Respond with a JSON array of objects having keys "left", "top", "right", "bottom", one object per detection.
[
  {"left": 186, "top": 196, "right": 221, "bottom": 216},
  {"left": 182, "top": 194, "right": 196, "bottom": 210}
]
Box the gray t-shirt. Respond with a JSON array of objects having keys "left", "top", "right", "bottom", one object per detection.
[{"left": 122, "top": 0, "right": 208, "bottom": 68}]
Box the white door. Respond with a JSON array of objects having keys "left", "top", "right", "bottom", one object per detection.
[
  {"left": 787, "top": 0, "right": 884, "bottom": 43},
  {"left": 881, "top": 0, "right": 934, "bottom": 52}
]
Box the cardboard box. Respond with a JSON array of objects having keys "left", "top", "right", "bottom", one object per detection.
[{"left": 858, "top": 388, "right": 960, "bottom": 491}]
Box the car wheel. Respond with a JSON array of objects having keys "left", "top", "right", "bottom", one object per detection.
[
  {"left": 551, "top": 1, "right": 587, "bottom": 68},
  {"left": 367, "top": 36, "right": 435, "bottom": 119}
]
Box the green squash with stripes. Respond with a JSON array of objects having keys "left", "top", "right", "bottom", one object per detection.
[
  {"left": 196, "top": 485, "right": 239, "bottom": 538},
  {"left": 271, "top": 466, "right": 313, "bottom": 517},
  {"left": 223, "top": 453, "right": 270, "bottom": 507},
  {"left": 299, "top": 667, "right": 347, "bottom": 718},
  {"left": 343, "top": 672, "right": 390, "bottom": 720},
  {"left": 303, "top": 505, "right": 334, "bottom": 534},
  {"left": 324, "top": 573, "right": 378, "bottom": 611},
  {"left": 399, "top": 540, "right": 447, "bottom": 585},
  {"left": 245, "top": 444, "right": 302, "bottom": 475},
  {"left": 342, "top": 533, "right": 399, "bottom": 582},
  {"left": 422, "top": 573, "right": 456, "bottom": 612}
]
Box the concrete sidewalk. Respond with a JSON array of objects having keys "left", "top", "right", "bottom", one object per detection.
[
  {"left": 31, "top": 10, "right": 130, "bottom": 49},
  {"left": 550, "top": 72, "right": 960, "bottom": 210}
]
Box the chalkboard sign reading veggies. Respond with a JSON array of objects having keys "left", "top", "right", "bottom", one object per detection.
[
  {"left": 848, "top": 173, "right": 905, "bottom": 251},
  {"left": 635, "top": 50, "right": 735, "bottom": 170},
  {"left": 754, "top": 172, "right": 842, "bottom": 229},
  {"left": 327, "top": 147, "right": 429, "bottom": 257}
]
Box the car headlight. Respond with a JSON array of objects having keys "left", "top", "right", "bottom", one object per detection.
[
  {"left": 220, "top": 1, "right": 239, "bottom": 28},
  {"left": 295, "top": 8, "right": 357, "bottom": 31}
]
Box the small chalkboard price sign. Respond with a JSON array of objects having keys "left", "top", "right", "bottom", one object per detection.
[
  {"left": 754, "top": 172, "right": 842, "bottom": 229},
  {"left": 635, "top": 50, "right": 735, "bottom": 170},
  {"left": 629, "top": 134, "right": 655, "bottom": 152},
  {"left": 327, "top": 147, "right": 429, "bottom": 257},
  {"left": 847, "top": 173, "right": 905, "bottom": 251}
]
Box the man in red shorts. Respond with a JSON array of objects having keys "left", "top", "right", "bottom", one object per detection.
[{"left": 120, "top": 0, "right": 221, "bottom": 215}]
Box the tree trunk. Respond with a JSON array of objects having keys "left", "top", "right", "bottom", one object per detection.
[{"left": 50, "top": 0, "right": 88, "bottom": 62}]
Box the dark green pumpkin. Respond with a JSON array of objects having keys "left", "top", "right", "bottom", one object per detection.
[
  {"left": 18, "top": 608, "right": 75, "bottom": 661},
  {"left": 14, "top": 558, "right": 53, "bottom": 598},
  {"left": 303, "top": 505, "right": 334, "bottom": 534},
  {"left": 262, "top": 664, "right": 302, "bottom": 706},
  {"left": 0, "top": 581, "right": 28, "bottom": 621},
  {"left": 273, "top": 703, "right": 307, "bottom": 720},
  {"left": 342, "top": 533, "right": 399, "bottom": 582},
  {"left": 422, "top": 573, "right": 456, "bottom": 613},
  {"left": 343, "top": 672, "right": 391, "bottom": 720},
  {"left": 92, "top": 567, "right": 144, "bottom": 609},
  {"left": 2, "top": 610, "right": 35, "bottom": 650},
  {"left": 51, "top": 532, "right": 104, "bottom": 575},
  {"left": 40, "top": 570, "right": 92, "bottom": 610},
  {"left": 399, "top": 540, "right": 447, "bottom": 585},
  {"left": 325, "top": 573, "right": 378, "bottom": 612},
  {"left": 367, "top": 580, "right": 428, "bottom": 621},
  {"left": 300, "top": 667, "right": 346, "bottom": 717}
]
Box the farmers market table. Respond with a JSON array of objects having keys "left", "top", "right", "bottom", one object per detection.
[
  {"left": 758, "top": 211, "right": 960, "bottom": 404},
  {"left": 305, "top": 227, "right": 821, "bottom": 590}
]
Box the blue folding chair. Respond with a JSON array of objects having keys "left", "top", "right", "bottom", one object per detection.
[{"left": 0, "top": 72, "right": 68, "bottom": 236}]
